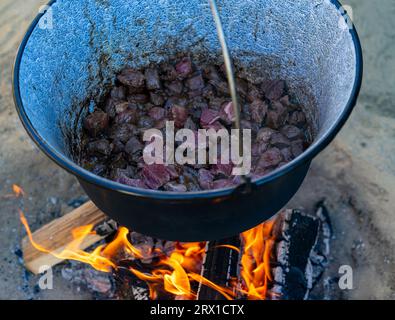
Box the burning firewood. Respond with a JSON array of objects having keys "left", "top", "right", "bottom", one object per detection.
[
  {"left": 21, "top": 201, "right": 110, "bottom": 274},
  {"left": 20, "top": 197, "right": 331, "bottom": 300}
]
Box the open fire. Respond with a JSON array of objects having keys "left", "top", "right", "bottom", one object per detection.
[
  {"left": 16, "top": 185, "right": 330, "bottom": 300},
  {"left": 20, "top": 209, "right": 274, "bottom": 300}
]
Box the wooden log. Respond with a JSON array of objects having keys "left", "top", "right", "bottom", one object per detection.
[
  {"left": 21, "top": 201, "right": 108, "bottom": 274},
  {"left": 270, "top": 209, "right": 325, "bottom": 300}
]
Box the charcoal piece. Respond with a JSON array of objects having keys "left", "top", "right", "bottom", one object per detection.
[
  {"left": 279, "top": 210, "right": 320, "bottom": 300},
  {"left": 203, "top": 65, "right": 222, "bottom": 81},
  {"left": 104, "top": 97, "right": 118, "bottom": 118},
  {"left": 198, "top": 237, "right": 240, "bottom": 300},
  {"left": 212, "top": 163, "right": 233, "bottom": 178},
  {"left": 266, "top": 101, "right": 287, "bottom": 129}
]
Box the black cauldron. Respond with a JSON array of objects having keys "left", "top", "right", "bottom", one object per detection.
[{"left": 13, "top": 0, "right": 362, "bottom": 241}]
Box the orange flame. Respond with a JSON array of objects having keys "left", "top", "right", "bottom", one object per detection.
[
  {"left": 18, "top": 184, "right": 277, "bottom": 301},
  {"left": 20, "top": 210, "right": 116, "bottom": 272},
  {"left": 13, "top": 184, "right": 25, "bottom": 197},
  {"left": 20, "top": 211, "right": 234, "bottom": 299},
  {"left": 239, "top": 219, "right": 275, "bottom": 300}
]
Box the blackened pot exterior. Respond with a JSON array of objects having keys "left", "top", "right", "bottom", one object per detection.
[{"left": 78, "top": 161, "right": 311, "bottom": 241}]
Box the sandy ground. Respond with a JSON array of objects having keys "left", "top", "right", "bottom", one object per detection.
[{"left": 0, "top": 0, "right": 394, "bottom": 299}]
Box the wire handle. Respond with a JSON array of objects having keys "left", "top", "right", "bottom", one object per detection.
[{"left": 209, "top": 0, "right": 250, "bottom": 187}]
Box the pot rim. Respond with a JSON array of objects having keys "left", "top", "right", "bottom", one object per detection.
[{"left": 13, "top": 0, "right": 363, "bottom": 200}]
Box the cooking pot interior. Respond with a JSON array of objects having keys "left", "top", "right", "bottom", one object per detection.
[{"left": 18, "top": 0, "right": 357, "bottom": 164}]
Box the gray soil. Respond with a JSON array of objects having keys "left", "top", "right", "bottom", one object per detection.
[{"left": 0, "top": 0, "right": 394, "bottom": 299}]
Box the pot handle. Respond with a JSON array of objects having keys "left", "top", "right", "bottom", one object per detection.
[{"left": 232, "top": 176, "right": 255, "bottom": 196}]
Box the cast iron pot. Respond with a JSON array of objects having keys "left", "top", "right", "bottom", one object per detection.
[{"left": 13, "top": 0, "right": 362, "bottom": 241}]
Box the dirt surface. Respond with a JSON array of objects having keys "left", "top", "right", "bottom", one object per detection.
[{"left": 0, "top": 0, "right": 394, "bottom": 299}]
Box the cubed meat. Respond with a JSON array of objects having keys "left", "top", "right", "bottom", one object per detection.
[
  {"left": 141, "top": 164, "right": 171, "bottom": 189},
  {"left": 250, "top": 99, "right": 268, "bottom": 124},
  {"left": 200, "top": 108, "right": 220, "bottom": 127},
  {"left": 125, "top": 137, "right": 143, "bottom": 156},
  {"left": 164, "top": 182, "right": 187, "bottom": 192},
  {"left": 83, "top": 110, "right": 109, "bottom": 137},
  {"left": 110, "top": 86, "right": 127, "bottom": 101},
  {"left": 165, "top": 80, "right": 184, "bottom": 95},
  {"left": 261, "top": 80, "right": 285, "bottom": 101},
  {"left": 150, "top": 92, "right": 165, "bottom": 106},
  {"left": 144, "top": 68, "right": 161, "bottom": 90},
  {"left": 270, "top": 132, "right": 291, "bottom": 149},
  {"left": 149, "top": 107, "right": 166, "bottom": 121},
  {"left": 186, "top": 73, "right": 205, "bottom": 91},
  {"left": 171, "top": 105, "right": 189, "bottom": 128},
  {"left": 175, "top": 57, "right": 193, "bottom": 78},
  {"left": 220, "top": 101, "right": 236, "bottom": 124},
  {"left": 116, "top": 175, "right": 147, "bottom": 189},
  {"left": 256, "top": 148, "right": 283, "bottom": 170},
  {"left": 198, "top": 169, "right": 214, "bottom": 190},
  {"left": 117, "top": 69, "right": 145, "bottom": 88},
  {"left": 114, "top": 109, "right": 139, "bottom": 125},
  {"left": 281, "top": 125, "right": 303, "bottom": 140},
  {"left": 87, "top": 139, "right": 112, "bottom": 156}
]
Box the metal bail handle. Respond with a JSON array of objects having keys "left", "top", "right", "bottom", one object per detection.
[{"left": 209, "top": 0, "right": 252, "bottom": 192}]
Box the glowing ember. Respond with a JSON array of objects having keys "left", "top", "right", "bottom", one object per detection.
[
  {"left": 19, "top": 200, "right": 276, "bottom": 300},
  {"left": 13, "top": 184, "right": 25, "bottom": 197},
  {"left": 239, "top": 220, "right": 275, "bottom": 299}
]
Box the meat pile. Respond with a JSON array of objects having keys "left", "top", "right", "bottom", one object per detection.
[{"left": 80, "top": 56, "right": 311, "bottom": 191}]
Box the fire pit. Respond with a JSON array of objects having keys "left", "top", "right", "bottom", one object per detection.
[
  {"left": 13, "top": 0, "right": 362, "bottom": 241},
  {"left": 19, "top": 196, "right": 332, "bottom": 300}
]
